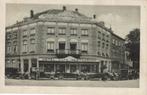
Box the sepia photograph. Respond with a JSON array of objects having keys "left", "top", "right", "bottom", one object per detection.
[{"left": 5, "top": 4, "right": 140, "bottom": 88}]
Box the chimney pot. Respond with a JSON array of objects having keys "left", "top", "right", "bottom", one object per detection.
[
  {"left": 63, "top": 6, "right": 66, "bottom": 11},
  {"left": 93, "top": 14, "right": 96, "bottom": 19},
  {"left": 30, "top": 10, "right": 34, "bottom": 18},
  {"left": 75, "top": 8, "right": 78, "bottom": 12}
]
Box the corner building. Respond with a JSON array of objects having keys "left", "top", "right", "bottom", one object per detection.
[{"left": 5, "top": 7, "right": 125, "bottom": 77}]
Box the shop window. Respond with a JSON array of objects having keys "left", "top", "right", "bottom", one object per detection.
[
  {"left": 23, "top": 59, "right": 29, "bottom": 72},
  {"left": 31, "top": 59, "right": 37, "bottom": 67}
]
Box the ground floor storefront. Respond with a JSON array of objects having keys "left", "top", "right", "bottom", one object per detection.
[{"left": 5, "top": 56, "right": 114, "bottom": 79}]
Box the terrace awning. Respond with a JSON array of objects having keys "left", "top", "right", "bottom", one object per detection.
[{"left": 39, "top": 56, "right": 100, "bottom": 63}]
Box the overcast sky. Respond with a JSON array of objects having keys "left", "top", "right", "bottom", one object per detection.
[{"left": 6, "top": 4, "right": 140, "bottom": 38}]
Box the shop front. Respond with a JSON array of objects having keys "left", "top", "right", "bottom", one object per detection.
[{"left": 36, "top": 56, "right": 100, "bottom": 79}]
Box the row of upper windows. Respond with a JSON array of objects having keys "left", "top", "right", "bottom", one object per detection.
[
  {"left": 23, "top": 29, "right": 35, "bottom": 37},
  {"left": 97, "top": 51, "right": 109, "bottom": 57},
  {"left": 47, "top": 28, "right": 88, "bottom": 36},
  {"left": 97, "top": 41, "right": 109, "bottom": 49},
  {"left": 97, "top": 31, "right": 110, "bottom": 42},
  {"left": 6, "top": 32, "right": 17, "bottom": 39},
  {"left": 112, "top": 39, "right": 124, "bottom": 46},
  {"left": 22, "top": 28, "right": 88, "bottom": 36},
  {"left": 21, "top": 41, "right": 88, "bottom": 54}
]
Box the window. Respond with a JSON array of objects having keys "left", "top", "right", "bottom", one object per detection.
[
  {"left": 81, "top": 43, "right": 88, "bottom": 53},
  {"left": 112, "top": 39, "right": 115, "bottom": 44},
  {"left": 115, "top": 40, "right": 118, "bottom": 46},
  {"left": 30, "top": 29, "right": 36, "bottom": 36},
  {"left": 47, "top": 27, "right": 55, "bottom": 35},
  {"left": 59, "top": 28, "right": 66, "bottom": 35},
  {"left": 59, "top": 43, "right": 65, "bottom": 50},
  {"left": 70, "top": 28, "right": 77, "bottom": 35},
  {"left": 13, "top": 32, "right": 17, "bottom": 39},
  {"left": 98, "top": 41, "right": 101, "bottom": 47},
  {"left": 98, "top": 31, "right": 101, "bottom": 39},
  {"left": 6, "top": 33, "right": 11, "bottom": 39},
  {"left": 23, "top": 30, "right": 28, "bottom": 37},
  {"left": 81, "top": 29, "right": 88, "bottom": 36},
  {"left": 7, "top": 42, "right": 11, "bottom": 54},
  {"left": 97, "top": 51, "right": 101, "bottom": 56},
  {"left": 70, "top": 43, "right": 77, "bottom": 50},
  {"left": 47, "top": 41, "right": 54, "bottom": 52},
  {"left": 102, "top": 43, "right": 105, "bottom": 48},
  {"left": 106, "top": 44, "right": 109, "bottom": 49},
  {"left": 30, "top": 39, "right": 35, "bottom": 53},
  {"left": 13, "top": 41, "right": 17, "bottom": 53},
  {"left": 102, "top": 33, "right": 105, "bottom": 41},
  {"left": 23, "top": 40, "right": 28, "bottom": 53}
]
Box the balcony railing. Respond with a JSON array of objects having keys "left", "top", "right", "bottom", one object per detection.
[{"left": 56, "top": 49, "right": 81, "bottom": 58}]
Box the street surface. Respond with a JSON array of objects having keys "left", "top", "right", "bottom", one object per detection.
[{"left": 5, "top": 79, "right": 139, "bottom": 88}]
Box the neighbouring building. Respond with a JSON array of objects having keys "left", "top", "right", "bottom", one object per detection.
[{"left": 5, "top": 6, "right": 125, "bottom": 77}]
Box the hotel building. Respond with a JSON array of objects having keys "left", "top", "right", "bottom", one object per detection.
[{"left": 5, "top": 6, "right": 125, "bottom": 77}]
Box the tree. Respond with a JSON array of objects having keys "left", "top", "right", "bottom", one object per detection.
[{"left": 125, "top": 28, "right": 140, "bottom": 71}]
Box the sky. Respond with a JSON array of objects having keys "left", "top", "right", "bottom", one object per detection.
[{"left": 6, "top": 4, "right": 140, "bottom": 38}]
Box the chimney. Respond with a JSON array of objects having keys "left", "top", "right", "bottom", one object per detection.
[
  {"left": 30, "top": 10, "right": 34, "bottom": 18},
  {"left": 75, "top": 8, "right": 78, "bottom": 12},
  {"left": 63, "top": 6, "right": 66, "bottom": 11},
  {"left": 93, "top": 14, "right": 96, "bottom": 19}
]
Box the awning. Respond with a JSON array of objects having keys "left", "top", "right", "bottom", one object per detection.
[{"left": 39, "top": 56, "right": 100, "bottom": 63}]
